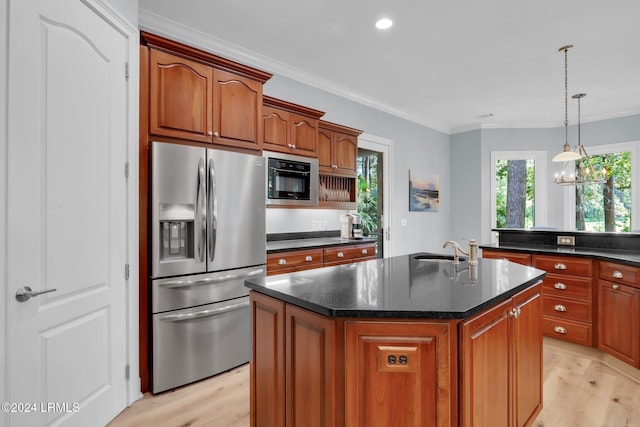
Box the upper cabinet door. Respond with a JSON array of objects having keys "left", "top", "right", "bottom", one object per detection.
[
  {"left": 333, "top": 133, "right": 358, "bottom": 174},
  {"left": 213, "top": 69, "right": 263, "bottom": 151},
  {"left": 290, "top": 113, "right": 318, "bottom": 157},
  {"left": 317, "top": 126, "right": 333, "bottom": 169},
  {"left": 149, "top": 49, "right": 213, "bottom": 143},
  {"left": 263, "top": 106, "right": 290, "bottom": 151}
]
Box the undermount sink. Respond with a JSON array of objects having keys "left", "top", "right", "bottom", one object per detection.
[{"left": 412, "top": 254, "right": 467, "bottom": 262}]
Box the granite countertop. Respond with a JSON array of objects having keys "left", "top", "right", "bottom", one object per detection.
[
  {"left": 480, "top": 243, "right": 640, "bottom": 267},
  {"left": 245, "top": 253, "right": 546, "bottom": 319},
  {"left": 267, "top": 236, "right": 377, "bottom": 253}
]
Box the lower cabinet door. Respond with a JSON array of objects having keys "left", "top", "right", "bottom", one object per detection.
[{"left": 345, "top": 321, "right": 454, "bottom": 427}]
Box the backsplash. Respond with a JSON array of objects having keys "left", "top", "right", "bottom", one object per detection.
[
  {"left": 494, "top": 228, "right": 640, "bottom": 252},
  {"left": 266, "top": 208, "right": 349, "bottom": 234}
]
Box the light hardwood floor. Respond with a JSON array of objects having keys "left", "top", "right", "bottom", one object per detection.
[{"left": 109, "top": 340, "right": 640, "bottom": 427}]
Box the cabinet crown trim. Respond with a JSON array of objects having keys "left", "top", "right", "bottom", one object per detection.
[
  {"left": 141, "top": 31, "right": 273, "bottom": 83},
  {"left": 263, "top": 95, "right": 325, "bottom": 119}
]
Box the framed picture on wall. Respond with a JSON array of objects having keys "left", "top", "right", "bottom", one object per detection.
[{"left": 409, "top": 170, "right": 439, "bottom": 212}]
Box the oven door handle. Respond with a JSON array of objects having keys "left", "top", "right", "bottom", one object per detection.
[
  {"left": 268, "top": 166, "right": 309, "bottom": 176},
  {"left": 157, "top": 268, "right": 265, "bottom": 289},
  {"left": 158, "top": 300, "right": 250, "bottom": 322}
]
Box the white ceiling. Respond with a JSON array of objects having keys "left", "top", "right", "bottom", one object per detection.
[{"left": 139, "top": 0, "right": 640, "bottom": 134}]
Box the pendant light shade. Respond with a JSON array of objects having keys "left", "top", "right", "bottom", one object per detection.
[{"left": 552, "top": 144, "right": 581, "bottom": 162}]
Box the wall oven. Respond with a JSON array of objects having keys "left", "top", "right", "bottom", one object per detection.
[{"left": 265, "top": 151, "right": 318, "bottom": 206}]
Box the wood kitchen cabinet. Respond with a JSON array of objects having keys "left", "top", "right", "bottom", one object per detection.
[
  {"left": 250, "top": 292, "right": 336, "bottom": 427},
  {"left": 481, "top": 249, "right": 531, "bottom": 266},
  {"left": 317, "top": 121, "right": 361, "bottom": 176},
  {"left": 262, "top": 96, "right": 324, "bottom": 158},
  {"left": 345, "top": 320, "right": 454, "bottom": 427},
  {"left": 267, "top": 242, "right": 377, "bottom": 276},
  {"left": 597, "top": 261, "right": 640, "bottom": 368},
  {"left": 323, "top": 243, "right": 377, "bottom": 267},
  {"left": 144, "top": 32, "right": 271, "bottom": 151},
  {"left": 533, "top": 255, "right": 594, "bottom": 346},
  {"left": 267, "top": 248, "right": 324, "bottom": 275},
  {"left": 149, "top": 49, "right": 213, "bottom": 143},
  {"left": 460, "top": 283, "right": 542, "bottom": 427}
]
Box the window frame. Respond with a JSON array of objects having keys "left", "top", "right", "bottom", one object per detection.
[
  {"left": 490, "top": 151, "right": 548, "bottom": 242},
  {"left": 562, "top": 141, "right": 639, "bottom": 231}
]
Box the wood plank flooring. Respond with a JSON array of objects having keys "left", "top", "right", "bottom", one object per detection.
[{"left": 108, "top": 340, "right": 640, "bottom": 427}]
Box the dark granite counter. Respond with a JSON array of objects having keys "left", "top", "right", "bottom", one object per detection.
[
  {"left": 482, "top": 228, "right": 640, "bottom": 267},
  {"left": 245, "top": 253, "right": 546, "bottom": 319},
  {"left": 480, "top": 243, "right": 640, "bottom": 267}
]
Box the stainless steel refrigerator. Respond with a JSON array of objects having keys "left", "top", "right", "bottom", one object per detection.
[{"left": 150, "top": 141, "right": 265, "bottom": 393}]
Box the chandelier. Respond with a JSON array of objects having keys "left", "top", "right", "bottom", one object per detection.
[{"left": 552, "top": 45, "right": 606, "bottom": 186}]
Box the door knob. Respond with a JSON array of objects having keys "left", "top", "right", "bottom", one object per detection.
[{"left": 15, "top": 286, "right": 57, "bottom": 302}]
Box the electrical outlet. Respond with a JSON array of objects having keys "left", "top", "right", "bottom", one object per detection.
[
  {"left": 400, "top": 218, "right": 407, "bottom": 227},
  {"left": 557, "top": 235, "right": 575, "bottom": 246}
]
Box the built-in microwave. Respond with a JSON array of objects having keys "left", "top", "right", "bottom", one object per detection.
[{"left": 265, "top": 151, "right": 318, "bottom": 206}]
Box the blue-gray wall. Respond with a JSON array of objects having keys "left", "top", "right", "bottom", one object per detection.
[{"left": 449, "top": 115, "right": 640, "bottom": 245}]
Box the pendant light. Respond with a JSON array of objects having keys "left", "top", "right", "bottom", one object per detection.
[
  {"left": 552, "top": 45, "right": 606, "bottom": 186},
  {"left": 552, "top": 45, "right": 581, "bottom": 163}
]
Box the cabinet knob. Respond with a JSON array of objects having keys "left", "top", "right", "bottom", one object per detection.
[
  {"left": 337, "top": 252, "right": 344, "bottom": 258},
  {"left": 207, "top": 130, "right": 213, "bottom": 136},
  {"left": 305, "top": 256, "right": 313, "bottom": 262},
  {"left": 554, "top": 326, "right": 567, "bottom": 334},
  {"left": 554, "top": 304, "right": 567, "bottom": 312},
  {"left": 278, "top": 259, "right": 286, "bottom": 265},
  {"left": 292, "top": 144, "right": 296, "bottom": 149},
  {"left": 612, "top": 284, "right": 620, "bottom": 290},
  {"left": 554, "top": 263, "right": 567, "bottom": 270},
  {"left": 362, "top": 249, "right": 368, "bottom": 254},
  {"left": 509, "top": 307, "right": 521, "bottom": 319},
  {"left": 554, "top": 282, "right": 567, "bottom": 290},
  {"left": 332, "top": 165, "right": 337, "bottom": 169},
  {"left": 213, "top": 131, "right": 219, "bottom": 138},
  {"left": 612, "top": 271, "right": 623, "bottom": 279}
]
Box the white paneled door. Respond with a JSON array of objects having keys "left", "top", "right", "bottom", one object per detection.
[{"left": 7, "top": 1, "right": 130, "bottom": 426}]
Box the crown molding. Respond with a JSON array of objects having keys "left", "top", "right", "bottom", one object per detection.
[{"left": 138, "top": 9, "right": 451, "bottom": 134}]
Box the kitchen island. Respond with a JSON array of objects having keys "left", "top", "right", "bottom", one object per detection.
[{"left": 245, "top": 253, "right": 546, "bottom": 427}]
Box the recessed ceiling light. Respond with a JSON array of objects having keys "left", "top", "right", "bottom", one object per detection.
[{"left": 375, "top": 18, "right": 393, "bottom": 30}]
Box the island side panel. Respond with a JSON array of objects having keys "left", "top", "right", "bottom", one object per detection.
[
  {"left": 344, "top": 320, "right": 457, "bottom": 427},
  {"left": 251, "top": 291, "right": 286, "bottom": 427}
]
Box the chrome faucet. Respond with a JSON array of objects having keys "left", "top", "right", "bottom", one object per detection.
[{"left": 443, "top": 238, "right": 478, "bottom": 265}]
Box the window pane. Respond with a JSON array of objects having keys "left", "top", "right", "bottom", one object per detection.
[
  {"left": 495, "top": 159, "right": 536, "bottom": 228},
  {"left": 575, "top": 151, "right": 631, "bottom": 232}
]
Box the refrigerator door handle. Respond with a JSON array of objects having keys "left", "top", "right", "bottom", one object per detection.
[
  {"left": 196, "top": 158, "right": 206, "bottom": 263},
  {"left": 207, "top": 157, "right": 217, "bottom": 263},
  {"left": 158, "top": 299, "right": 249, "bottom": 322},
  {"left": 157, "top": 267, "right": 265, "bottom": 289}
]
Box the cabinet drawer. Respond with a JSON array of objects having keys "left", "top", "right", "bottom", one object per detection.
[
  {"left": 267, "top": 249, "right": 324, "bottom": 273},
  {"left": 543, "top": 317, "right": 592, "bottom": 346},
  {"left": 599, "top": 261, "right": 639, "bottom": 288},
  {"left": 541, "top": 273, "right": 592, "bottom": 300},
  {"left": 324, "top": 244, "right": 376, "bottom": 264},
  {"left": 481, "top": 249, "right": 531, "bottom": 266},
  {"left": 533, "top": 255, "right": 592, "bottom": 277},
  {"left": 543, "top": 296, "right": 592, "bottom": 322}
]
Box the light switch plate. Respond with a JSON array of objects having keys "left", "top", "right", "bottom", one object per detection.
[{"left": 557, "top": 235, "right": 575, "bottom": 246}]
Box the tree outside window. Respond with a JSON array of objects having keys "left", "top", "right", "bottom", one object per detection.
[{"left": 575, "top": 151, "right": 631, "bottom": 232}]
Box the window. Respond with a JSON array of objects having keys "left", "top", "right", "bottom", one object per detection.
[
  {"left": 491, "top": 151, "right": 548, "bottom": 240},
  {"left": 564, "top": 142, "right": 639, "bottom": 232}
]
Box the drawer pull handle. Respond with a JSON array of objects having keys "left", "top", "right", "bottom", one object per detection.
[
  {"left": 362, "top": 249, "right": 368, "bottom": 254},
  {"left": 554, "top": 304, "right": 567, "bottom": 312},
  {"left": 612, "top": 271, "right": 623, "bottom": 279},
  {"left": 278, "top": 259, "right": 287, "bottom": 265},
  {"left": 554, "top": 326, "right": 567, "bottom": 334},
  {"left": 337, "top": 252, "right": 344, "bottom": 258},
  {"left": 554, "top": 283, "right": 567, "bottom": 290},
  {"left": 554, "top": 263, "right": 567, "bottom": 270},
  {"left": 305, "top": 256, "right": 313, "bottom": 262},
  {"left": 612, "top": 284, "right": 620, "bottom": 290}
]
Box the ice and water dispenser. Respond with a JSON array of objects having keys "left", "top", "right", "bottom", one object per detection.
[{"left": 158, "top": 203, "right": 195, "bottom": 261}]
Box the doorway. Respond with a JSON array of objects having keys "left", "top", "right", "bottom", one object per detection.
[{"left": 357, "top": 134, "right": 393, "bottom": 258}]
